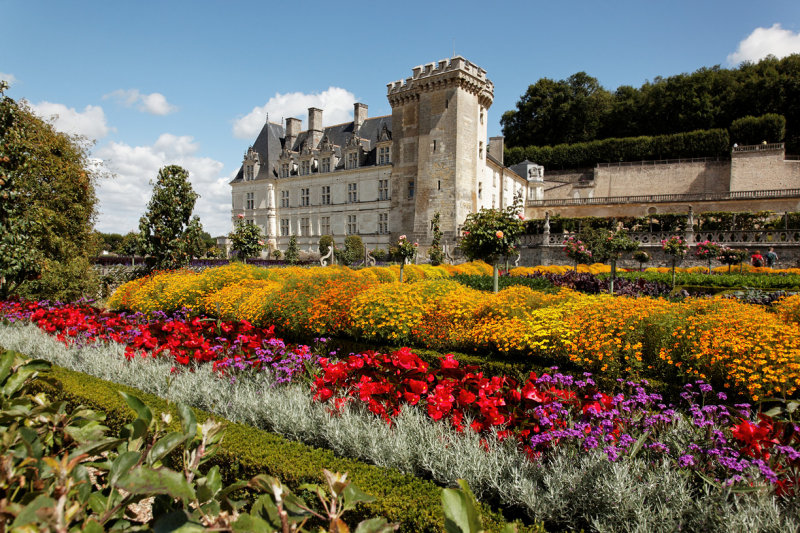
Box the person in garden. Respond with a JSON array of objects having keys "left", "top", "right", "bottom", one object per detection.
[
  {"left": 766, "top": 247, "right": 778, "bottom": 268},
  {"left": 751, "top": 250, "right": 764, "bottom": 267}
]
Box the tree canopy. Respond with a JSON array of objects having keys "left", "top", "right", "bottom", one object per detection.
[
  {"left": 501, "top": 54, "right": 800, "bottom": 154},
  {"left": 138, "top": 165, "right": 205, "bottom": 270},
  {"left": 0, "top": 82, "right": 100, "bottom": 300}
]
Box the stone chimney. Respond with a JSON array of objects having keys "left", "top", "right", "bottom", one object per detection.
[
  {"left": 285, "top": 117, "right": 301, "bottom": 151},
  {"left": 308, "top": 107, "right": 323, "bottom": 149},
  {"left": 354, "top": 103, "right": 368, "bottom": 130},
  {"left": 488, "top": 136, "right": 504, "bottom": 165}
]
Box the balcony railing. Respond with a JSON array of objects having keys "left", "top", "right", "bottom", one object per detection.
[
  {"left": 527, "top": 188, "right": 800, "bottom": 207},
  {"left": 732, "top": 142, "right": 784, "bottom": 153}
]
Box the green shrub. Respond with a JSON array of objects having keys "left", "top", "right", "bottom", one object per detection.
[
  {"left": 505, "top": 129, "right": 730, "bottom": 169},
  {"left": 730, "top": 114, "right": 786, "bottom": 145},
  {"left": 29, "top": 363, "right": 539, "bottom": 533}
]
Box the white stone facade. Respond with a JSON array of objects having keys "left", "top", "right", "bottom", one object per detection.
[{"left": 230, "top": 57, "right": 528, "bottom": 255}]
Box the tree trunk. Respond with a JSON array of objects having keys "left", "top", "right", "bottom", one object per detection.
[
  {"left": 609, "top": 259, "right": 616, "bottom": 295},
  {"left": 493, "top": 263, "right": 499, "bottom": 293},
  {"left": 671, "top": 259, "right": 677, "bottom": 287},
  {"left": 399, "top": 262, "right": 404, "bottom": 283}
]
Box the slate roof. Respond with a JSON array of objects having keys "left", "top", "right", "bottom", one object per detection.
[{"left": 230, "top": 115, "right": 392, "bottom": 183}]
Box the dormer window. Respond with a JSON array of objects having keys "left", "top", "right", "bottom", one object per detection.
[
  {"left": 300, "top": 160, "right": 310, "bottom": 176},
  {"left": 321, "top": 157, "right": 331, "bottom": 173},
  {"left": 346, "top": 152, "right": 358, "bottom": 169},
  {"left": 245, "top": 165, "right": 254, "bottom": 180},
  {"left": 280, "top": 163, "right": 290, "bottom": 178},
  {"left": 378, "top": 146, "right": 391, "bottom": 165}
]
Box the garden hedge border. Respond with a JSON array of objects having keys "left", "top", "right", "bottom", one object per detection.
[{"left": 25, "top": 359, "right": 544, "bottom": 533}]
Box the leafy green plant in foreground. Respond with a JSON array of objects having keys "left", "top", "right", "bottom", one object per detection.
[{"left": 0, "top": 349, "right": 398, "bottom": 532}]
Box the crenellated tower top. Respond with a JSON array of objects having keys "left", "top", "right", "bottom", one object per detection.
[{"left": 386, "top": 56, "right": 494, "bottom": 108}]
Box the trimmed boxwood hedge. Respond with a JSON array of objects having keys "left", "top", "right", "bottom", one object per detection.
[{"left": 27, "top": 362, "right": 544, "bottom": 533}]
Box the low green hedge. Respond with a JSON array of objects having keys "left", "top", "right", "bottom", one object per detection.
[
  {"left": 29, "top": 363, "right": 543, "bottom": 533},
  {"left": 614, "top": 271, "right": 800, "bottom": 290}
]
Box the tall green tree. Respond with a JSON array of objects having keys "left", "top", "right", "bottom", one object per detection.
[
  {"left": 0, "top": 82, "right": 99, "bottom": 300},
  {"left": 138, "top": 165, "right": 204, "bottom": 270},
  {"left": 500, "top": 72, "right": 611, "bottom": 147},
  {"left": 228, "top": 216, "right": 264, "bottom": 263},
  {"left": 503, "top": 54, "right": 800, "bottom": 154}
]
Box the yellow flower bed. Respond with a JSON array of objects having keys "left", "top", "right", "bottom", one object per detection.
[
  {"left": 203, "top": 279, "right": 281, "bottom": 322},
  {"left": 657, "top": 298, "right": 800, "bottom": 400},
  {"left": 108, "top": 262, "right": 800, "bottom": 400}
]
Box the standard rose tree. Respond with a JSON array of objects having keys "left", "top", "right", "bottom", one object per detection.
[{"left": 458, "top": 197, "right": 525, "bottom": 292}]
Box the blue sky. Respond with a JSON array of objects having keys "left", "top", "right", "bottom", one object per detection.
[{"left": 3, "top": 0, "right": 800, "bottom": 237}]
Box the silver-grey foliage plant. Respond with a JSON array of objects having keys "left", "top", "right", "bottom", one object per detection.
[{"left": 0, "top": 323, "right": 796, "bottom": 533}]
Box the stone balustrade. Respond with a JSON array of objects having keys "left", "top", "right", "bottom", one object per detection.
[{"left": 527, "top": 188, "right": 800, "bottom": 208}]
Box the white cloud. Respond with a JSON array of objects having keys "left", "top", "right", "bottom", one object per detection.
[
  {"left": 94, "top": 134, "right": 232, "bottom": 237},
  {"left": 728, "top": 23, "right": 800, "bottom": 65},
  {"left": 104, "top": 89, "right": 177, "bottom": 115},
  {"left": 0, "top": 72, "right": 17, "bottom": 86},
  {"left": 29, "top": 101, "right": 110, "bottom": 140},
  {"left": 232, "top": 87, "right": 356, "bottom": 139}
]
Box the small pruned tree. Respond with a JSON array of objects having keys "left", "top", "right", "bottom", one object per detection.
[
  {"left": 396, "top": 235, "right": 418, "bottom": 282},
  {"left": 428, "top": 212, "right": 445, "bottom": 266},
  {"left": 583, "top": 228, "right": 639, "bottom": 294},
  {"left": 228, "top": 214, "right": 264, "bottom": 263},
  {"left": 342, "top": 235, "right": 365, "bottom": 266},
  {"left": 562, "top": 235, "right": 593, "bottom": 271},
  {"left": 695, "top": 240, "right": 722, "bottom": 274},
  {"left": 661, "top": 235, "right": 689, "bottom": 287},
  {"left": 284, "top": 234, "right": 300, "bottom": 265},
  {"left": 459, "top": 199, "right": 525, "bottom": 292},
  {"left": 718, "top": 246, "right": 748, "bottom": 273},
  {"left": 319, "top": 234, "right": 334, "bottom": 259},
  {"left": 138, "top": 165, "right": 203, "bottom": 270},
  {"left": 633, "top": 250, "right": 650, "bottom": 271}
]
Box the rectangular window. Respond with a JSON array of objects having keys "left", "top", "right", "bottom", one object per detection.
[
  {"left": 347, "top": 152, "right": 358, "bottom": 169},
  {"left": 347, "top": 215, "right": 357, "bottom": 235},
  {"left": 281, "top": 163, "right": 290, "bottom": 178},
  {"left": 300, "top": 160, "right": 310, "bottom": 176},
  {"left": 407, "top": 180, "right": 415, "bottom": 199},
  {"left": 300, "top": 217, "right": 310, "bottom": 236},
  {"left": 478, "top": 183, "right": 482, "bottom": 199},
  {"left": 378, "top": 146, "right": 391, "bottom": 165},
  {"left": 280, "top": 218, "right": 289, "bottom": 236},
  {"left": 320, "top": 216, "right": 331, "bottom": 236},
  {"left": 246, "top": 192, "right": 254, "bottom": 210},
  {"left": 301, "top": 188, "right": 310, "bottom": 207},
  {"left": 348, "top": 182, "right": 358, "bottom": 203},
  {"left": 321, "top": 157, "right": 331, "bottom": 173},
  {"left": 378, "top": 213, "right": 388, "bottom": 234},
  {"left": 245, "top": 165, "right": 254, "bottom": 180},
  {"left": 378, "top": 179, "right": 389, "bottom": 201},
  {"left": 280, "top": 190, "right": 289, "bottom": 208},
  {"left": 321, "top": 185, "right": 331, "bottom": 205}
]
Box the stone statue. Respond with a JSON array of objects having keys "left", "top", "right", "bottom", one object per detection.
[{"left": 543, "top": 211, "right": 551, "bottom": 235}]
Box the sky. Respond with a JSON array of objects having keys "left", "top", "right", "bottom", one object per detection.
[{"left": 2, "top": 0, "right": 800, "bottom": 237}]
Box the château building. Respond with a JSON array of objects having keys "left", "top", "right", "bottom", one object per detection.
[{"left": 229, "top": 57, "right": 529, "bottom": 255}]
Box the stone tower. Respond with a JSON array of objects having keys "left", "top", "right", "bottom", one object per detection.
[{"left": 386, "top": 57, "right": 494, "bottom": 244}]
